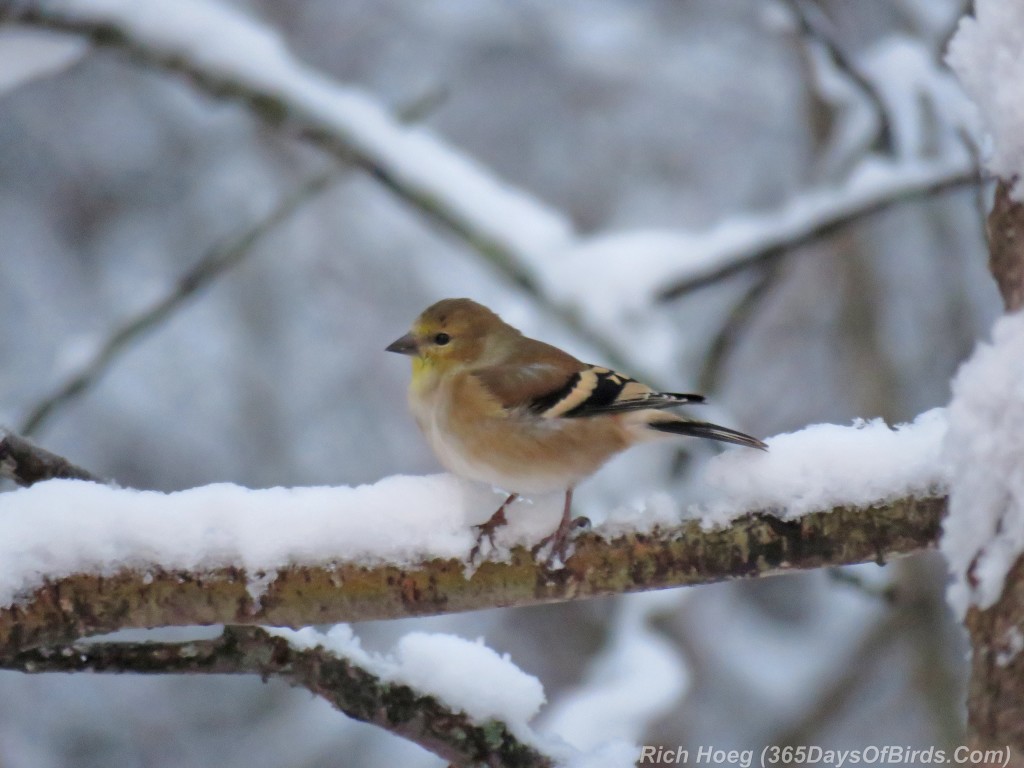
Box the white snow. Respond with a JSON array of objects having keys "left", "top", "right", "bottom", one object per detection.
[
  {"left": 942, "top": 312, "right": 1024, "bottom": 617},
  {"left": 947, "top": 0, "right": 1024, "bottom": 195},
  {"left": 274, "top": 624, "right": 648, "bottom": 764},
  {"left": 271, "top": 625, "right": 545, "bottom": 734},
  {"left": 701, "top": 408, "right": 948, "bottom": 524},
  {"left": 243, "top": 568, "right": 278, "bottom": 611},
  {"left": 593, "top": 492, "right": 683, "bottom": 539},
  {"left": 393, "top": 632, "right": 546, "bottom": 727}
]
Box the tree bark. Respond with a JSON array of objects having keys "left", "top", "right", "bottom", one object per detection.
[
  {"left": 987, "top": 180, "right": 1024, "bottom": 314},
  {"left": 0, "top": 494, "right": 944, "bottom": 656},
  {"left": 965, "top": 181, "right": 1024, "bottom": 756}
]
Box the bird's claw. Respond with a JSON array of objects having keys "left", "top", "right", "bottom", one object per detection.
[
  {"left": 468, "top": 503, "right": 511, "bottom": 563},
  {"left": 531, "top": 515, "right": 587, "bottom": 568},
  {"left": 468, "top": 524, "right": 497, "bottom": 563}
]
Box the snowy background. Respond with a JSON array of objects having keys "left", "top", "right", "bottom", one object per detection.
[{"left": 0, "top": 0, "right": 999, "bottom": 765}]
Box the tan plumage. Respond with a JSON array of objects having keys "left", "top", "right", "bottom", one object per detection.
[{"left": 386, "top": 298, "right": 766, "bottom": 561}]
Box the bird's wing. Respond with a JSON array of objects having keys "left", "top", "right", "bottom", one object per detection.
[
  {"left": 473, "top": 355, "right": 704, "bottom": 420},
  {"left": 529, "top": 365, "right": 704, "bottom": 418}
]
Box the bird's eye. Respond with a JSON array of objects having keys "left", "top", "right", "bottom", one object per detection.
[{"left": 434, "top": 332, "right": 451, "bottom": 346}]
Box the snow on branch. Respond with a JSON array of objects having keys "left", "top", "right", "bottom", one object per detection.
[
  {"left": 941, "top": 2, "right": 1024, "bottom": 751},
  {"left": 0, "top": 0, "right": 574, "bottom": 286},
  {"left": 559, "top": 154, "right": 976, "bottom": 313},
  {"left": 943, "top": 311, "right": 1024, "bottom": 617},
  {"left": 0, "top": 0, "right": 982, "bottom": 346},
  {"left": 948, "top": 0, "right": 1024, "bottom": 199},
  {"left": 0, "top": 490, "right": 945, "bottom": 655},
  {"left": 1, "top": 625, "right": 557, "bottom": 768}
]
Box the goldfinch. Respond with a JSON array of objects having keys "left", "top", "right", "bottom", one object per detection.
[{"left": 386, "top": 298, "right": 766, "bottom": 561}]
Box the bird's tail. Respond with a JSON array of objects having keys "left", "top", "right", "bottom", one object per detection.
[{"left": 648, "top": 417, "right": 768, "bottom": 450}]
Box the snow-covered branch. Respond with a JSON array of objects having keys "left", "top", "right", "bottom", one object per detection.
[
  {"left": 1, "top": 625, "right": 556, "bottom": 768},
  {"left": 942, "top": 1, "right": 1024, "bottom": 752},
  {"left": 0, "top": 0, "right": 981, "bottom": 363},
  {"left": 944, "top": 185, "right": 1024, "bottom": 751},
  {"left": 0, "top": 0, "right": 573, "bottom": 290},
  {"left": 0, "top": 490, "right": 945, "bottom": 658},
  {"left": 649, "top": 155, "right": 978, "bottom": 301}
]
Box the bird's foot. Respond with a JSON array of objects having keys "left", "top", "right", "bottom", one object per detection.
[
  {"left": 531, "top": 514, "right": 590, "bottom": 568},
  {"left": 468, "top": 502, "right": 512, "bottom": 563}
]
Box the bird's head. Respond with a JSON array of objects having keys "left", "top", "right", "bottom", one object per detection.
[{"left": 386, "top": 298, "right": 516, "bottom": 380}]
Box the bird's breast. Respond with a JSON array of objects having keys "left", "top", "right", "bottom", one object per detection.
[{"left": 409, "top": 375, "right": 631, "bottom": 493}]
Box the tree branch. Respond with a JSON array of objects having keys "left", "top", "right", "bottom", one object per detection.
[
  {"left": 0, "top": 493, "right": 944, "bottom": 657},
  {"left": 964, "top": 180, "right": 1024, "bottom": 754},
  {"left": 1, "top": 626, "right": 553, "bottom": 768},
  {"left": 0, "top": 2, "right": 655, "bottom": 387},
  {"left": 0, "top": 428, "right": 101, "bottom": 486},
  {"left": 783, "top": 0, "right": 894, "bottom": 155},
  {"left": 985, "top": 180, "right": 1024, "bottom": 314},
  {"left": 698, "top": 261, "right": 784, "bottom": 393},
  {"left": 18, "top": 171, "right": 337, "bottom": 436},
  {"left": 656, "top": 162, "right": 980, "bottom": 301},
  {"left": 0, "top": 2, "right": 980, "bottom": 386},
  {"left": 0, "top": 2, "right": 552, "bottom": 294}
]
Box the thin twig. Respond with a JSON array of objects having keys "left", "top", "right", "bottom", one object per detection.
[
  {"left": 698, "top": 261, "right": 785, "bottom": 393},
  {"left": 1, "top": 626, "right": 554, "bottom": 768},
  {"left": 784, "top": 0, "right": 894, "bottom": 155},
  {"left": 0, "top": 428, "right": 101, "bottom": 486},
  {"left": 19, "top": 171, "right": 338, "bottom": 436},
  {"left": 16, "top": 77, "right": 451, "bottom": 437}
]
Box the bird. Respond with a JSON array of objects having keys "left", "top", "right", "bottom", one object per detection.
[{"left": 386, "top": 298, "right": 766, "bottom": 563}]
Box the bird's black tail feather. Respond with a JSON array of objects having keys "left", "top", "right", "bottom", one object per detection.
[{"left": 649, "top": 419, "right": 768, "bottom": 450}]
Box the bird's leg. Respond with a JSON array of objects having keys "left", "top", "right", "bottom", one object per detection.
[
  {"left": 532, "top": 487, "right": 578, "bottom": 566},
  {"left": 469, "top": 492, "right": 518, "bottom": 561}
]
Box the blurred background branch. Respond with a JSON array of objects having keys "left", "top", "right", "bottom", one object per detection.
[
  {"left": 0, "top": 428, "right": 100, "bottom": 486},
  {"left": 656, "top": 161, "right": 980, "bottom": 301},
  {"left": 0, "top": 626, "right": 555, "bottom": 768},
  {"left": 18, "top": 171, "right": 339, "bottom": 436}
]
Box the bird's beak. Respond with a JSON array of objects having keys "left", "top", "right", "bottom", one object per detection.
[{"left": 385, "top": 332, "right": 419, "bottom": 356}]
